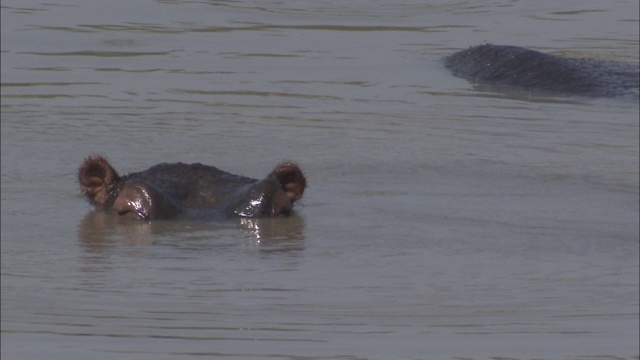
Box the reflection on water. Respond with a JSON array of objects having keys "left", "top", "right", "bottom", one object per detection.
[
  {"left": 236, "top": 216, "right": 305, "bottom": 242},
  {"left": 77, "top": 210, "right": 305, "bottom": 253}
]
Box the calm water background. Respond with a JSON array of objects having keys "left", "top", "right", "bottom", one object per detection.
[{"left": 1, "top": 1, "right": 639, "bottom": 359}]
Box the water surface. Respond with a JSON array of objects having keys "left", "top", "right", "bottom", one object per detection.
[{"left": 2, "top": 1, "right": 639, "bottom": 359}]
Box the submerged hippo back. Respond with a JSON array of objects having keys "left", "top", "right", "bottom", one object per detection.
[{"left": 445, "top": 44, "right": 640, "bottom": 98}]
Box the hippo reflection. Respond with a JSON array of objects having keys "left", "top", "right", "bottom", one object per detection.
[
  {"left": 78, "top": 156, "right": 306, "bottom": 220},
  {"left": 445, "top": 44, "right": 639, "bottom": 98}
]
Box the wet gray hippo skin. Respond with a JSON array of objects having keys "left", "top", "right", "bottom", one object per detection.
[
  {"left": 78, "top": 156, "right": 306, "bottom": 220},
  {"left": 445, "top": 44, "right": 639, "bottom": 98}
]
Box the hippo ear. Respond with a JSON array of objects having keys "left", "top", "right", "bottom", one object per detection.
[
  {"left": 270, "top": 162, "right": 306, "bottom": 203},
  {"left": 78, "top": 156, "right": 120, "bottom": 207}
]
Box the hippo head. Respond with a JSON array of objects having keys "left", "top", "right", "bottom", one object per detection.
[
  {"left": 78, "top": 156, "right": 306, "bottom": 220},
  {"left": 225, "top": 162, "right": 306, "bottom": 218}
]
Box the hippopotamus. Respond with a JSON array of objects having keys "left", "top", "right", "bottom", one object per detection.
[
  {"left": 78, "top": 156, "right": 306, "bottom": 220},
  {"left": 445, "top": 44, "right": 639, "bottom": 98}
]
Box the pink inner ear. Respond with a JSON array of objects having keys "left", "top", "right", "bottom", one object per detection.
[
  {"left": 79, "top": 156, "right": 121, "bottom": 207},
  {"left": 282, "top": 182, "right": 303, "bottom": 203},
  {"left": 92, "top": 184, "right": 110, "bottom": 207},
  {"left": 271, "top": 163, "right": 306, "bottom": 199}
]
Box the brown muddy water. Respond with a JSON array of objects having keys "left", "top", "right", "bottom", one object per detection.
[{"left": 1, "top": 1, "right": 639, "bottom": 359}]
